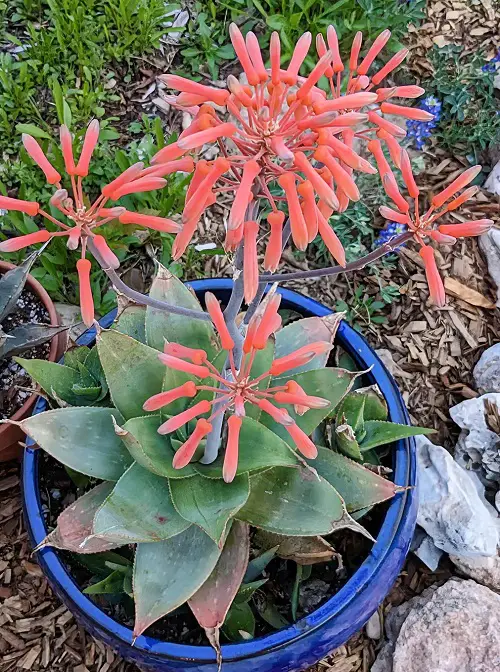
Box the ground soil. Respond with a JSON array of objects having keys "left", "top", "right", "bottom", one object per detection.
[
  {"left": 0, "top": 0, "right": 499, "bottom": 669},
  {"left": 0, "top": 287, "right": 50, "bottom": 421}
]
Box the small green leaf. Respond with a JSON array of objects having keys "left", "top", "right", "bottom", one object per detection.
[
  {"left": 145, "top": 264, "right": 216, "bottom": 355},
  {"left": 119, "top": 415, "right": 194, "bottom": 478},
  {"left": 222, "top": 602, "right": 255, "bottom": 641},
  {"left": 0, "top": 324, "right": 67, "bottom": 358},
  {"left": 15, "top": 123, "right": 52, "bottom": 139},
  {"left": 362, "top": 386, "right": 388, "bottom": 421},
  {"left": 256, "top": 595, "right": 290, "bottom": 629},
  {"left": 306, "top": 447, "right": 401, "bottom": 512},
  {"left": 234, "top": 579, "right": 268, "bottom": 604},
  {"left": 84, "top": 569, "right": 126, "bottom": 595},
  {"left": 335, "top": 422, "right": 363, "bottom": 461},
  {"left": 22, "top": 407, "right": 132, "bottom": 481},
  {"left": 93, "top": 463, "right": 191, "bottom": 543},
  {"left": 238, "top": 466, "right": 361, "bottom": 537},
  {"left": 64, "top": 347, "right": 91, "bottom": 370},
  {"left": 194, "top": 416, "right": 298, "bottom": 478},
  {"left": 133, "top": 526, "right": 221, "bottom": 639},
  {"left": 336, "top": 392, "right": 366, "bottom": 434},
  {"left": 170, "top": 473, "right": 250, "bottom": 544},
  {"left": 14, "top": 358, "right": 88, "bottom": 406},
  {"left": 97, "top": 329, "right": 164, "bottom": 420},
  {"left": 243, "top": 546, "right": 279, "bottom": 582},
  {"left": 359, "top": 421, "right": 434, "bottom": 451}
]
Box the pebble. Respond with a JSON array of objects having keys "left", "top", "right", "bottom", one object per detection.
[{"left": 473, "top": 343, "right": 500, "bottom": 393}]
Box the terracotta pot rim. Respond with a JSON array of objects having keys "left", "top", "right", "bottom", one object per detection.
[{"left": 0, "top": 260, "right": 62, "bottom": 429}]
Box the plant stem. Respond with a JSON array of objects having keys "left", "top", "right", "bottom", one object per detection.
[
  {"left": 87, "top": 239, "right": 211, "bottom": 321},
  {"left": 258, "top": 232, "right": 413, "bottom": 282}
]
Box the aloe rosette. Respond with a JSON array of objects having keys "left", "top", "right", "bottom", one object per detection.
[{"left": 14, "top": 268, "right": 430, "bottom": 650}]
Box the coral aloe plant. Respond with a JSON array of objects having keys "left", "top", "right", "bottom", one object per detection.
[{"left": 0, "top": 19, "right": 492, "bottom": 663}]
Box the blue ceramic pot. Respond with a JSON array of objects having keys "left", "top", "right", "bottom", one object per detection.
[{"left": 22, "top": 280, "right": 417, "bottom": 672}]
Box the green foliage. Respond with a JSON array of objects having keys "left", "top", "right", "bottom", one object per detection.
[
  {"left": 24, "top": 267, "right": 431, "bottom": 642},
  {"left": 177, "top": 0, "right": 424, "bottom": 80},
  {"left": 426, "top": 45, "right": 500, "bottom": 159}
]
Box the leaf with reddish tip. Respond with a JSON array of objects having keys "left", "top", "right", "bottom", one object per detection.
[
  {"left": 37, "top": 482, "right": 120, "bottom": 553},
  {"left": 133, "top": 526, "right": 221, "bottom": 639},
  {"left": 306, "top": 447, "right": 402, "bottom": 512},
  {"left": 274, "top": 313, "right": 343, "bottom": 377},
  {"left": 145, "top": 263, "right": 216, "bottom": 355},
  {"left": 93, "top": 463, "right": 191, "bottom": 543},
  {"left": 189, "top": 521, "right": 249, "bottom": 661}
]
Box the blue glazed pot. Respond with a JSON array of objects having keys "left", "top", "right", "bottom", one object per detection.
[{"left": 22, "top": 280, "right": 417, "bottom": 672}]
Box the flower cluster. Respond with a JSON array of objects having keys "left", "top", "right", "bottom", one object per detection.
[
  {"left": 157, "top": 23, "right": 434, "bottom": 301},
  {"left": 379, "top": 154, "right": 493, "bottom": 306},
  {"left": 0, "top": 122, "right": 190, "bottom": 325},
  {"left": 143, "top": 291, "right": 330, "bottom": 482},
  {"left": 406, "top": 95, "right": 442, "bottom": 150},
  {"left": 374, "top": 220, "right": 408, "bottom": 248}
]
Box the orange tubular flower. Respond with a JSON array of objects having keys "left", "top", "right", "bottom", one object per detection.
[
  {"left": 143, "top": 291, "right": 330, "bottom": 478},
  {"left": 381, "top": 160, "right": 491, "bottom": 307},
  {"left": 2, "top": 122, "right": 183, "bottom": 325},
  {"left": 161, "top": 23, "right": 429, "bottom": 269}
]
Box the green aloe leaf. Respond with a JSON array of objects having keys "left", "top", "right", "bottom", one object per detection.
[
  {"left": 274, "top": 313, "right": 343, "bottom": 377},
  {"left": 243, "top": 546, "right": 279, "bottom": 582},
  {"left": 93, "top": 463, "right": 190, "bottom": 543},
  {"left": 234, "top": 579, "right": 268, "bottom": 604},
  {"left": 114, "top": 303, "right": 147, "bottom": 343},
  {"left": 193, "top": 416, "right": 298, "bottom": 479},
  {"left": 0, "top": 249, "right": 41, "bottom": 322},
  {"left": 335, "top": 422, "right": 363, "bottom": 461},
  {"left": 0, "top": 323, "right": 68, "bottom": 358},
  {"left": 97, "top": 329, "right": 164, "bottom": 420},
  {"left": 359, "top": 420, "right": 434, "bottom": 452},
  {"left": 14, "top": 358, "right": 92, "bottom": 406},
  {"left": 362, "top": 386, "right": 388, "bottom": 421},
  {"left": 237, "top": 466, "right": 365, "bottom": 537},
  {"left": 36, "top": 482, "right": 119, "bottom": 554},
  {"left": 64, "top": 346, "right": 91, "bottom": 370},
  {"left": 307, "top": 447, "right": 401, "bottom": 512},
  {"left": 119, "top": 415, "right": 194, "bottom": 478},
  {"left": 21, "top": 407, "right": 132, "bottom": 480},
  {"left": 262, "top": 368, "right": 358, "bottom": 442},
  {"left": 133, "top": 526, "right": 221, "bottom": 639},
  {"left": 189, "top": 521, "right": 249, "bottom": 658},
  {"left": 145, "top": 264, "right": 216, "bottom": 355},
  {"left": 169, "top": 473, "right": 250, "bottom": 545},
  {"left": 336, "top": 392, "right": 366, "bottom": 435}
]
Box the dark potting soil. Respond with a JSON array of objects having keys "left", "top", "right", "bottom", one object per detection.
[
  {"left": 0, "top": 287, "right": 50, "bottom": 420},
  {"left": 38, "top": 451, "right": 388, "bottom": 646}
]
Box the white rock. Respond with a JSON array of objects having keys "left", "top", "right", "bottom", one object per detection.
[
  {"left": 365, "top": 610, "right": 381, "bottom": 640},
  {"left": 450, "top": 393, "right": 500, "bottom": 484},
  {"left": 484, "top": 159, "right": 500, "bottom": 195},
  {"left": 479, "top": 228, "right": 500, "bottom": 307},
  {"left": 412, "top": 531, "right": 444, "bottom": 571},
  {"left": 451, "top": 553, "right": 500, "bottom": 591},
  {"left": 376, "top": 579, "right": 500, "bottom": 672},
  {"left": 416, "top": 435, "right": 498, "bottom": 557},
  {"left": 474, "top": 343, "right": 500, "bottom": 393},
  {"left": 496, "top": 491, "right": 500, "bottom": 513}
]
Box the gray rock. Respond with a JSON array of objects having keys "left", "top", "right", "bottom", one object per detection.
[
  {"left": 484, "top": 159, "right": 500, "bottom": 195},
  {"left": 474, "top": 343, "right": 500, "bottom": 393},
  {"left": 450, "top": 553, "right": 500, "bottom": 591},
  {"left": 372, "top": 580, "right": 500, "bottom": 672},
  {"left": 412, "top": 531, "right": 444, "bottom": 571},
  {"left": 450, "top": 393, "right": 500, "bottom": 485},
  {"left": 479, "top": 229, "right": 500, "bottom": 307},
  {"left": 416, "top": 436, "right": 498, "bottom": 557},
  {"left": 365, "top": 610, "right": 381, "bottom": 640}
]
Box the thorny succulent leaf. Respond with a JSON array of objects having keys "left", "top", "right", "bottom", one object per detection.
[{"left": 0, "top": 323, "right": 67, "bottom": 359}]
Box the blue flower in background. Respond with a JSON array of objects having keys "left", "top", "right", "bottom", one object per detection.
[
  {"left": 482, "top": 51, "right": 500, "bottom": 73},
  {"left": 374, "top": 221, "right": 408, "bottom": 248},
  {"left": 406, "top": 95, "right": 442, "bottom": 150}
]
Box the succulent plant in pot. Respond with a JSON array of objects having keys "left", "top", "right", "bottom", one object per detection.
[
  {"left": 0, "top": 19, "right": 492, "bottom": 672},
  {"left": 0, "top": 252, "right": 66, "bottom": 459}
]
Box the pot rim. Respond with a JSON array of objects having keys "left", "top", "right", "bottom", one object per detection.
[
  {"left": 23, "top": 280, "right": 417, "bottom": 663},
  {"left": 0, "top": 260, "right": 62, "bottom": 431}
]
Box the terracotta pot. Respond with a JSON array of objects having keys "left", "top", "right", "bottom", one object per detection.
[{"left": 0, "top": 260, "right": 65, "bottom": 461}]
